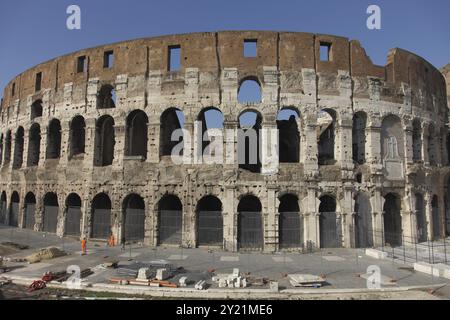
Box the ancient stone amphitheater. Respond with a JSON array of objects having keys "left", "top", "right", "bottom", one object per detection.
[{"left": 0, "top": 31, "right": 449, "bottom": 252}]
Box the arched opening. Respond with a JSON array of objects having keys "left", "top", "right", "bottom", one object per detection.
[
  {"left": 31, "top": 100, "right": 43, "bottom": 120},
  {"left": 415, "top": 193, "right": 427, "bottom": 242},
  {"left": 157, "top": 195, "right": 182, "bottom": 245},
  {"left": 65, "top": 193, "right": 82, "bottom": 237},
  {"left": 318, "top": 109, "right": 336, "bottom": 165},
  {"left": 352, "top": 112, "right": 367, "bottom": 165},
  {"left": 69, "top": 116, "right": 85, "bottom": 160},
  {"left": 277, "top": 108, "right": 300, "bottom": 163},
  {"left": 383, "top": 193, "right": 402, "bottom": 246},
  {"left": 46, "top": 119, "right": 61, "bottom": 159},
  {"left": 197, "top": 107, "right": 224, "bottom": 158},
  {"left": 238, "top": 110, "right": 262, "bottom": 173},
  {"left": 354, "top": 192, "right": 372, "bottom": 248},
  {"left": 432, "top": 195, "right": 441, "bottom": 240},
  {"left": 0, "top": 192, "right": 7, "bottom": 224},
  {"left": 381, "top": 115, "right": 404, "bottom": 179},
  {"left": 238, "top": 78, "right": 261, "bottom": 104},
  {"left": 4, "top": 130, "right": 11, "bottom": 165},
  {"left": 27, "top": 124, "right": 41, "bottom": 167},
  {"left": 412, "top": 119, "right": 422, "bottom": 163},
  {"left": 97, "top": 84, "right": 116, "bottom": 109},
  {"left": 427, "top": 124, "right": 437, "bottom": 166},
  {"left": 9, "top": 192, "right": 20, "bottom": 227},
  {"left": 160, "top": 108, "right": 184, "bottom": 157},
  {"left": 123, "top": 194, "right": 145, "bottom": 243},
  {"left": 13, "top": 127, "right": 24, "bottom": 169},
  {"left": 237, "top": 195, "right": 263, "bottom": 251},
  {"left": 94, "top": 115, "right": 115, "bottom": 167},
  {"left": 196, "top": 195, "right": 223, "bottom": 247},
  {"left": 278, "top": 194, "right": 302, "bottom": 249},
  {"left": 91, "top": 193, "right": 112, "bottom": 239},
  {"left": 319, "top": 195, "right": 341, "bottom": 248},
  {"left": 24, "top": 192, "right": 36, "bottom": 230},
  {"left": 43, "top": 193, "right": 59, "bottom": 233},
  {"left": 125, "top": 110, "right": 148, "bottom": 159}
]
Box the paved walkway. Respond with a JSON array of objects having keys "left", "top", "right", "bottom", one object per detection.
[{"left": 1, "top": 225, "right": 449, "bottom": 296}]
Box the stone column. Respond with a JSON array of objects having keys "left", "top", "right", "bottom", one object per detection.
[
  {"left": 422, "top": 125, "right": 430, "bottom": 165},
  {"left": 111, "top": 208, "right": 121, "bottom": 246},
  {"left": 341, "top": 185, "right": 354, "bottom": 248},
  {"left": 56, "top": 204, "right": 67, "bottom": 237},
  {"left": 370, "top": 186, "right": 384, "bottom": 246},
  {"left": 223, "top": 186, "right": 237, "bottom": 252},
  {"left": 113, "top": 124, "right": 125, "bottom": 169},
  {"left": 144, "top": 198, "right": 155, "bottom": 247},
  {"left": 303, "top": 187, "right": 319, "bottom": 249},
  {"left": 337, "top": 117, "right": 354, "bottom": 170},
  {"left": 81, "top": 197, "right": 91, "bottom": 239},
  {"left": 8, "top": 132, "right": 16, "bottom": 170},
  {"left": 38, "top": 126, "right": 48, "bottom": 167},
  {"left": 59, "top": 120, "right": 70, "bottom": 166},
  {"left": 147, "top": 114, "right": 160, "bottom": 164},
  {"left": 424, "top": 192, "right": 433, "bottom": 241},
  {"left": 83, "top": 118, "right": 96, "bottom": 168},
  {"left": 265, "top": 184, "right": 278, "bottom": 252},
  {"left": 303, "top": 111, "right": 319, "bottom": 177},
  {"left": 22, "top": 128, "right": 29, "bottom": 169}
]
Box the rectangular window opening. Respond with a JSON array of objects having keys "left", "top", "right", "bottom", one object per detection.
[
  {"left": 77, "top": 56, "right": 87, "bottom": 73},
  {"left": 168, "top": 45, "right": 181, "bottom": 71},
  {"left": 12, "top": 83, "right": 16, "bottom": 97},
  {"left": 244, "top": 39, "right": 257, "bottom": 58},
  {"left": 35, "top": 72, "right": 42, "bottom": 92},
  {"left": 320, "top": 42, "right": 332, "bottom": 61},
  {"left": 104, "top": 51, "right": 114, "bottom": 68}
]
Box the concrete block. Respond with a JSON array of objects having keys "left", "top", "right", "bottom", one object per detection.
[
  {"left": 241, "top": 278, "right": 247, "bottom": 288},
  {"left": 232, "top": 268, "right": 240, "bottom": 277},
  {"left": 137, "top": 268, "right": 151, "bottom": 280},
  {"left": 413, "top": 262, "right": 440, "bottom": 277},
  {"left": 218, "top": 278, "right": 227, "bottom": 288},
  {"left": 269, "top": 281, "right": 279, "bottom": 292},
  {"left": 365, "top": 249, "right": 388, "bottom": 259},
  {"left": 434, "top": 263, "right": 450, "bottom": 279},
  {"left": 234, "top": 277, "right": 241, "bottom": 288},
  {"left": 179, "top": 276, "right": 188, "bottom": 287},
  {"left": 155, "top": 268, "right": 171, "bottom": 281},
  {"left": 195, "top": 280, "right": 206, "bottom": 290}
]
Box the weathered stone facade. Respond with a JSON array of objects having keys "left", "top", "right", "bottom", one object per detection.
[{"left": 0, "top": 31, "right": 449, "bottom": 252}]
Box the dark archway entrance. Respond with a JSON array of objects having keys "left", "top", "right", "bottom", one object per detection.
[
  {"left": 237, "top": 195, "right": 263, "bottom": 251},
  {"left": 158, "top": 195, "right": 182, "bottom": 245},
  {"left": 9, "top": 192, "right": 20, "bottom": 227},
  {"left": 65, "top": 193, "right": 82, "bottom": 237},
  {"left": 91, "top": 193, "right": 111, "bottom": 239},
  {"left": 383, "top": 193, "right": 402, "bottom": 246},
  {"left": 432, "top": 195, "right": 441, "bottom": 240},
  {"left": 0, "top": 192, "right": 7, "bottom": 224},
  {"left": 94, "top": 116, "right": 115, "bottom": 167},
  {"left": 43, "top": 193, "right": 59, "bottom": 233},
  {"left": 415, "top": 194, "right": 427, "bottom": 242},
  {"left": 319, "top": 195, "right": 341, "bottom": 248},
  {"left": 196, "top": 195, "right": 223, "bottom": 247},
  {"left": 24, "top": 192, "right": 36, "bottom": 230},
  {"left": 46, "top": 119, "right": 62, "bottom": 159},
  {"left": 354, "top": 192, "right": 372, "bottom": 248},
  {"left": 278, "top": 194, "right": 302, "bottom": 249},
  {"left": 125, "top": 111, "right": 148, "bottom": 159},
  {"left": 123, "top": 194, "right": 145, "bottom": 243}
]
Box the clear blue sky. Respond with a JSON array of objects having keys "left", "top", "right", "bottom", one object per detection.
[{"left": 1, "top": 0, "right": 449, "bottom": 101}]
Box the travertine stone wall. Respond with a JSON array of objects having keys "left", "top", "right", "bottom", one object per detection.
[{"left": 0, "top": 31, "right": 448, "bottom": 252}]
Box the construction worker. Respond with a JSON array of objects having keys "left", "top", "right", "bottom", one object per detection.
[{"left": 81, "top": 237, "right": 87, "bottom": 255}]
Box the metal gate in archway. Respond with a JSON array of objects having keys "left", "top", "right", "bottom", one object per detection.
[
  {"left": 197, "top": 211, "right": 223, "bottom": 246},
  {"left": 124, "top": 208, "right": 145, "bottom": 242},
  {"left": 279, "top": 212, "right": 303, "bottom": 249},
  {"left": 0, "top": 200, "right": 7, "bottom": 224},
  {"left": 65, "top": 206, "right": 81, "bottom": 236},
  {"left": 43, "top": 206, "right": 59, "bottom": 233},
  {"left": 320, "top": 212, "right": 342, "bottom": 248},
  {"left": 25, "top": 203, "right": 36, "bottom": 230},
  {"left": 158, "top": 210, "right": 182, "bottom": 245},
  {"left": 238, "top": 212, "right": 263, "bottom": 251},
  {"left": 9, "top": 202, "right": 19, "bottom": 227},
  {"left": 91, "top": 209, "right": 111, "bottom": 239}
]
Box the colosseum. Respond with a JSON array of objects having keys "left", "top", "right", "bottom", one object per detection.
[{"left": 0, "top": 31, "right": 449, "bottom": 252}]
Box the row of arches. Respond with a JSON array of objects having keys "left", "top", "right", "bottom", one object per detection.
[
  {"left": 0, "top": 189, "right": 447, "bottom": 248},
  {"left": 1, "top": 106, "right": 446, "bottom": 171}
]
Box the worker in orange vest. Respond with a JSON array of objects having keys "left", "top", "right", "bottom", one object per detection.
[
  {"left": 108, "top": 232, "right": 115, "bottom": 247},
  {"left": 81, "top": 237, "right": 87, "bottom": 255}
]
